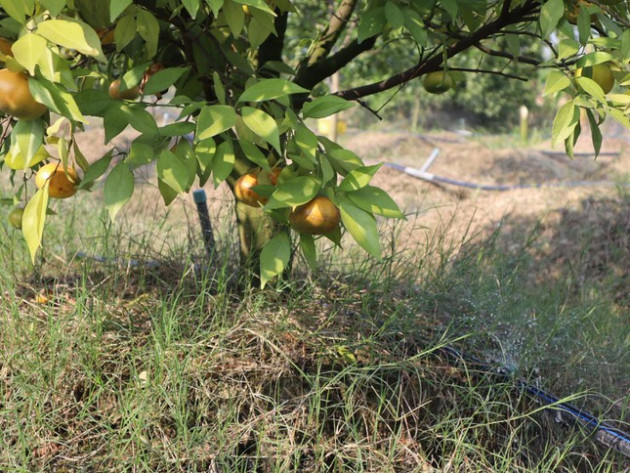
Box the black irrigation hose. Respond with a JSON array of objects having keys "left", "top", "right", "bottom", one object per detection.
[
  {"left": 435, "top": 345, "right": 630, "bottom": 458},
  {"left": 385, "top": 162, "right": 630, "bottom": 191}
]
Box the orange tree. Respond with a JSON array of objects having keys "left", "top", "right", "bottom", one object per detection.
[{"left": 0, "top": 0, "right": 628, "bottom": 286}]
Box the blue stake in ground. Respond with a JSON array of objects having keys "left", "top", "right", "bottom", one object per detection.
[{"left": 193, "top": 189, "right": 216, "bottom": 259}]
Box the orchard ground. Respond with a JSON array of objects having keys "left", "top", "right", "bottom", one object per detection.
[{"left": 1, "top": 118, "right": 629, "bottom": 471}]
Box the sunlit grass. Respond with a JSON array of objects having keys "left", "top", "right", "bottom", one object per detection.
[{"left": 0, "top": 177, "right": 628, "bottom": 471}]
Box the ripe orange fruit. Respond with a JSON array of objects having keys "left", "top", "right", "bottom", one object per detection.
[
  {"left": 0, "top": 69, "right": 47, "bottom": 120},
  {"left": 235, "top": 172, "right": 268, "bottom": 207},
  {"left": 289, "top": 196, "right": 340, "bottom": 235},
  {"left": 97, "top": 28, "right": 116, "bottom": 45},
  {"left": 422, "top": 71, "right": 454, "bottom": 94},
  {"left": 0, "top": 38, "right": 12, "bottom": 56},
  {"left": 35, "top": 163, "right": 80, "bottom": 199},
  {"left": 108, "top": 79, "right": 140, "bottom": 100},
  {"left": 8, "top": 207, "right": 23, "bottom": 229}
]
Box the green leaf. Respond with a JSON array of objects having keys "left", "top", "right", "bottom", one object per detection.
[
  {"left": 158, "top": 179, "right": 179, "bottom": 205},
  {"left": 404, "top": 9, "right": 427, "bottom": 46},
  {"left": 575, "top": 52, "right": 615, "bottom": 68},
  {"left": 11, "top": 33, "right": 47, "bottom": 75},
  {"left": 238, "top": 139, "right": 270, "bottom": 171},
  {"left": 551, "top": 100, "right": 579, "bottom": 147},
  {"left": 338, "top": 197, "right": 381, "bottom": 258},
  {"left": 326, "top": 148, "right": 363, "bottom": 174},
  {"left": 539, "top": 0, "right": 564, "bottom": 40},
  {"left": 440, "top": 0, "right": 458, "bottom": 19},
  {"left": 212, "top": 140, "right": 235, "bottom": 188},
  {"left": 357, "top": 7, "right": 385, "bottom": 44},
  {"left": 299, "top": 233, "right": 317, "bottom": 271},
  {"left": 136, "top": 9, "right": 160, "bottom": 58},
  {"left": 29, "top": 76, "right": 87, "bottom": 123},
  {"left": 143, "top": 67, "right": 188, "bottom": 95},
  {"left": 338, "top": 164, "right": 382, "bottom": 192},
  {"left": 0, "top": 0, "right": 33, "bottom": 24},
  {"left": 294, "top": 124, "right": 318, "bottom": 162},
  {"left": 575, "top": 77, "right": 606, "bottom": 102},
  {"left": 205, "top": 0, "right": 224, "bottom": 16},
  {"left": 158, "top": 122, "right": 196, "bottom": 137},
  {"left": 78, "top": 151, "right": 112, "bottom": 189},
  {"left": 213, "top": 72, "right": 226, "bottom": 104},
  {"left": 103, "top": 104, "right": 131, "bottom": 143},
  {"left": 385, "top": 1, "right": 404, "bottom": 28},
  {"left": 13, "top": 119, "right": 44, "bottom": 168},
  {"left": 259, "top": 232, "right": 291, "bottom": 288},
  {"left": 238, "top": 78, "right": 308, "bottom": 103},
  {"left": 4, "top": 145, "right": 48, "bottom": 171},
  {"left": 585, "top": 109, "right": 602, "bottom": 158},
  {"left": 124, "top": 105, "right": 159, "bottom": 135},
  {"left": 223, "top": 0, "right": 245, "bottom": 37},
  {"left": 115, "top": 13, "right": 136, "bottom": 50},
  {"left": 182, "top": 0, "right": 200, "bottom": 18},
  {"left": 74, "top": 89, "right": 112, "bottom": 116},
  {"left": 37, "top": 19, "right": 104, "bottom": 59},
  {"left": 196, "top": 105, "right": 237, "bottom": 140},
  {"left": 608, "top": 107, "right": 630, "bottom": 130},
  {"left": 543, "top": 70, "right": 571, "bottom": 96},
  {"left": 241, "top": 106, "right": 281, "bottom": 153},
  {"left": 104, "top": 161, "right": 135, "bottom": 220},
  {"left": 40, "top": 0, "right": 66, "bottom": 16},
  {"left": 126, "top": 141, "right": 155, "bottom": 166},
  {"left": 22, "top": 184, "right": 49, "bottom": 264},
  {"left": 157, "top": 149, "right": 190, "bottom": 194},
  {"left": 195, "top": 138, "right": 216, "bottom": 176},
  {"left": 346, "top": 185, "right": 404, "bottom": 218},
  {"left": 111, "top": 0, "right": 132, "bottom": 22},
  {"left": 265, "top": 176, "right": 321, "bottom": 209},
  {"left": 248, "top": 13, "right": 275, "bottom": 49},
  {"left": 302, "top": 96, "right": 355, "bottom": 119}
]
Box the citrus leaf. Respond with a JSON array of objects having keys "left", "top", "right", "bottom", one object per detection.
[
  {"left": 78, "top": 151, "right": 112, "bottom": 189},
  {"left": 265, "top": 176, "right": 321, "bottom": 209},
  {"left": 111, "top": 0, "right": 133, "bottom": 22},
  {"left": 157, "top": 149, "right": 190, "bottom": 194},
  {"left": 37, "top": 19, "right": 104, "bottom": 59},
  {"left": 299, "top": 233, "right": 317, "bottom": 271},
  {"left": 142, "top": 67, "right": 188, "bottom": 95},
  {"left": 543, "top": 70, "right": 571, "bottom": 96},
  {"left": 29, "top": 75, "right": 87, "bottom": 123},
  {"left": 238, "top": 139, "right": 271, "bottom": 171},
  {"left": 158, "top": 179, "right": 179, "bottom": 205},
  {"left": 539, "top": 0, "right": 564, "bottom": 40},
  {"left": 259, "top": 231, "right": 291, "bottom": 288},
  {"left": 241, "top": 106, "right": 281, "bottom": 153},
  {"left": 346, "top": 185, "right": 404, "bottom": 219},
  {"left": 196, "top": 105, "right": 237, "bottom": 140},
  {"left": 338, "top": 196, "right": 381, "bottom": 258},
  {"left": 11, "top": 33, "right": 47, "bottom": 75},
  {"left": 338, "top": 164, "right": 382, "bottom": 192},
  {"left": 357, "top": 7, "right": 385, "bottom": 44},
  {"left": 22, "top": 184, "right": 49, "bottom": 264},
  {"left": 238, "top": 78, "right": 308, "bottom": 103},
  {"left": 104, "top": 161, "right": 134, "bottom": 220},
  {"left": 551, "top": 100, "right": 579, "bottom": 147},
  {"left": 585, "top": 109, "right": 602, "bottom": 158},
  {"left": 212, "top": 140, "right": 235, "bottom": 188},
  {"left": 0, "top": 0, "right": 32, "bottom": 24},
  {"left": 13, "top": 119, "right": 44, "bottom": 169},
  {"left": 302, "top": 96, "right": 355, "bottom": 119},
  {"left": 576, "top": 77, "right": 606, "bottom": 101},
  {"left": 136, "top": 9, "right": 159, "bottom": 58}
]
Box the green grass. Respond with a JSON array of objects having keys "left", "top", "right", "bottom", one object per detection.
[{"left": 0, "top": 182, "right": 628, "bottom": 472}]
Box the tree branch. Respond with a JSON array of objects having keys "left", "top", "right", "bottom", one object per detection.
[
  {"left": 336, "top": 0, "right": 541, "bottom": 101},
  {"left": 473, "top": 43, "right": 542, "bottom": 66},
  {"left": 258, "top": 11, "right": 289, "bottom": 76},
  {"left": 449, "top": 67, "right": 528, "bottom": 81},
  {"left": 295, "top": 36, "right": 377, "bottom": 89}
]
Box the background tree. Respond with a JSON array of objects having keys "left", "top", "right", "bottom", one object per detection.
[{"left": 0, "top": 0, "right": 628, "bottom": 285}]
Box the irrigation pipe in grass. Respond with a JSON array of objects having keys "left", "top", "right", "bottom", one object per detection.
[{"left": 434, "top": 344, "right": 630, "bottom": 458}]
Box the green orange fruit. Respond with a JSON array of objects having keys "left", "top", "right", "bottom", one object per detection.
[
  {"left": 422, "top": 71, "right": 454, "bottom": 94},
  {"left": 8, "top": 207, "right": 24, "bottom": 229}
]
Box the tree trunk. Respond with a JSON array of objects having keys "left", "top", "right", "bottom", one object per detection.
[{"left": 235, "top": 200, "right": 290, "bottom": 286}]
